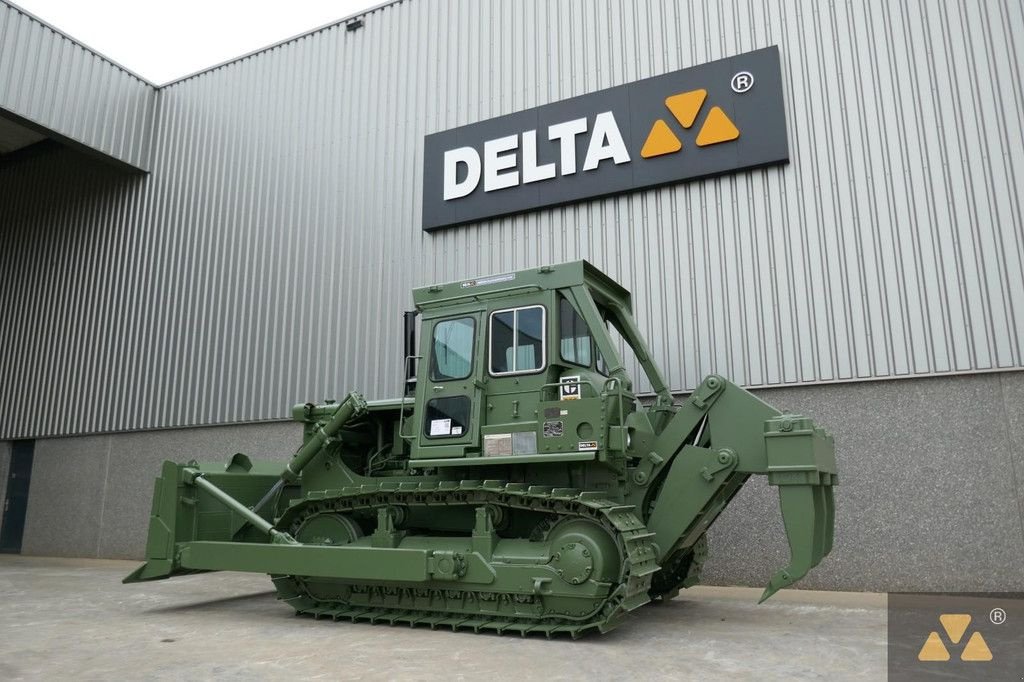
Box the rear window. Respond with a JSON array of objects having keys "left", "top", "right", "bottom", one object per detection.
[
  {"left": 489, "top": 305, "right": 545, "bottom": 375},
  {"left": 559, "top": 295, "right": 592, "bottom": 367}
]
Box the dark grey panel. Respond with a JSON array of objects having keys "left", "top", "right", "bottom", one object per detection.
[{"left": 422, "top": 47, "right": 789, "bottom": 231}]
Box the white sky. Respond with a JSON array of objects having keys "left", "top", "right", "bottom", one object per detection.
[{"left": 14, "top": 0, "right": 382, "bottom": 84}]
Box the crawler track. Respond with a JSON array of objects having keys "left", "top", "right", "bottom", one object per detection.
[{"left": 271, "top": 480, "right": 659, "bottom": 637}]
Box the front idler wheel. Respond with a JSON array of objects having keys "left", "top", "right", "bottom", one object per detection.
[{"left": 545, "top": 518, "right": 621, "bottom": 586}]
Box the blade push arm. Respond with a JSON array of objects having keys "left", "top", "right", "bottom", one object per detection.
[{"left": 640, "top": 376, "right": 838, "bottom": 602}]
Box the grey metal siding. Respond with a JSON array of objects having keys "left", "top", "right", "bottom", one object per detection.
[
  {"left": 1, "top": 0, "right": 1023, "bottom": 439},
  {"left": 0, "top": 1, "right": 155, "bottom": 169}
]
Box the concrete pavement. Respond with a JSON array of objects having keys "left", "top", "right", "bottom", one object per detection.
[{"left": 0, "top": 556, "right": 886, "bottom": 680}]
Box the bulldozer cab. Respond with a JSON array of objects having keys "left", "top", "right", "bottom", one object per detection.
[{"left": 407, "top": 261, "right": 665, "bottom": 465}]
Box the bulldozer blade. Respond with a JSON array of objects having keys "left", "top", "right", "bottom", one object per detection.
[
  {"left": 123, "top": 458, "right": 284, "bottom": 584},
  {"left": 759, "top": 480, "right": 835, "bottom": 603}
]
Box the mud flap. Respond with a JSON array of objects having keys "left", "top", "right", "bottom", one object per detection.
[
  {"left": 760, "top": 415, "right": 838, "bottom": 602},
  {"left": 123, "top": 458, "right": 283, "bottom": 584}
]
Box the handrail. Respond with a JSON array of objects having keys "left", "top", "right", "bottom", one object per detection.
[
  {"left": 603, "top": 377, "right": 626, "bottom": 427},
  {"left": 397, "top": 355, "right": 421, "bottom": 442}
]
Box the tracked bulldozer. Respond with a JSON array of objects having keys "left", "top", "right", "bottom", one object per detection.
[{"left": 125, "top": 261, "right": 837, "bottom": 636}]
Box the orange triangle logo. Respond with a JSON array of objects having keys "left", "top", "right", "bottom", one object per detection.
[
  {"left": 641, "top": 89, "right": 741, "bottom": 159},
  {"left": 918, "top": 614, "right": 994, "bottom": 663},
  {"left": 918, "top": 631, "right": 951, "bottom": 661},
  {"left": 665, "top": 89, "right": 706, "bottom": 128},
  {"left": 695, "top": 106, "right": 740, "bottom": 146},
  {"left": 640, "top": 119, "right": 682, "bottom": 158}
]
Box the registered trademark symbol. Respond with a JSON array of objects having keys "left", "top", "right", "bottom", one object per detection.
[
  {"left": 731, "top": 71, "right": 754, "bottom": 93},
  {"left": 990, "top": 607, "right": 1006, "bottom": 625}
]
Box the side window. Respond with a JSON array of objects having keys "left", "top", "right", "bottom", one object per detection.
[
  {"left": 489, "top": 305, "right": 545, "bottom": 375},
  {"left": 424, "top": 396, "right": 470, "bottom": 438},
  {"left": 595, "top": 305, "right": 637, "bottom": 376},
  {"left": 559, "top": 295, "right": 592, "bottom": 367},
  {"left": 593, "top": 307, "right": 612, "bottom": 376},
  {"left": 430, "top": 317, "right": 475, "bottom": 381}
]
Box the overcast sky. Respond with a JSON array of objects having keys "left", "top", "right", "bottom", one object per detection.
[{"left": 15, "top": 0, "right": 382, "bottom": 84}]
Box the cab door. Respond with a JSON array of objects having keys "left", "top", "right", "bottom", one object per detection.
[{"left": 413, "top": 312, "right": 483, "bottom": 458}]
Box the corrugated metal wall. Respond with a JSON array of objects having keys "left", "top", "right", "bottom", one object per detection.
[
  {"left": 0, "top": 1, "right": 155, "bottom": 169},
  {"left": 1, "top": 0, "right": 1023, "bottom": 439}
]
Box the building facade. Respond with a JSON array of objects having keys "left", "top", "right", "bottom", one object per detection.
[{"left": 1, "top": 0, "right": 1022, "bottom": 591}]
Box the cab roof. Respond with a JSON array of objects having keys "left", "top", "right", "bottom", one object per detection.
[{"left": 412, "top": 260, "right": 632, "bottom": 312}]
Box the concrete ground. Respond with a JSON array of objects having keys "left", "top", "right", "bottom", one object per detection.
[{"left": 0, "top": 556, "right": 887, "bottom": 681}]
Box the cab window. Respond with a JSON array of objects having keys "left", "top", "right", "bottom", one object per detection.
[
  {"left": 559, "top": 295, "right": 592, "bottom": 367},
  {"left": 430, "top": 317, "right": 475, "bottom": 381},
  {"left": 424, "top": 396, "right": 470, "bottom": 438},
  {"left": 489, "top": 305, "right": 545, "bottom": 375}
]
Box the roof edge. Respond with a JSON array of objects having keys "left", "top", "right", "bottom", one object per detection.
[
  {"left": 158, "top": 0, "right": 407, "bottom": 88},
  {"left": 2, "top": 0, "right": 407, "bottom": 91},
  {"left": 1, "top": 0, "right": 159, "bottom": 88}
]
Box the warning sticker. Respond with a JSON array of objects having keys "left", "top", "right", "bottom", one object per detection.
[
  {"left": 484, "top": 433, "right": 513, "bottom": 456},
  {"left": 429, "top": 418, "right": 452, "bottom": 436}
]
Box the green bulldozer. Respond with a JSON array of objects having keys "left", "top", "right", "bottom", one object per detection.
[{"left": 125, "top": 261, "right": 837, "bottom": 636}]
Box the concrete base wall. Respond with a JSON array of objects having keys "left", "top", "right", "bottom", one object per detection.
[
  {"left": 709, "top": 372, "right": 1024, "bottom": 592},
  {"left": 18, "top": 423, "right": 300, "bottom": 559},
  {"left": 0, "top": 440, "right": 10, "bottom": 533},
  {"left": 5, "top": 373, "right": 1024, "bottom": 592}
]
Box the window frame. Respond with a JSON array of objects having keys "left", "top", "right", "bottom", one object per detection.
[
  {"left": 487, "top": 304, "right": 547, "bottom": 376},
  {"left": 557, "top": 294, "right": 594, "bottom": 369},
  {"left": 428, "top": 315, "right": 476, "bottom": 382}
]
